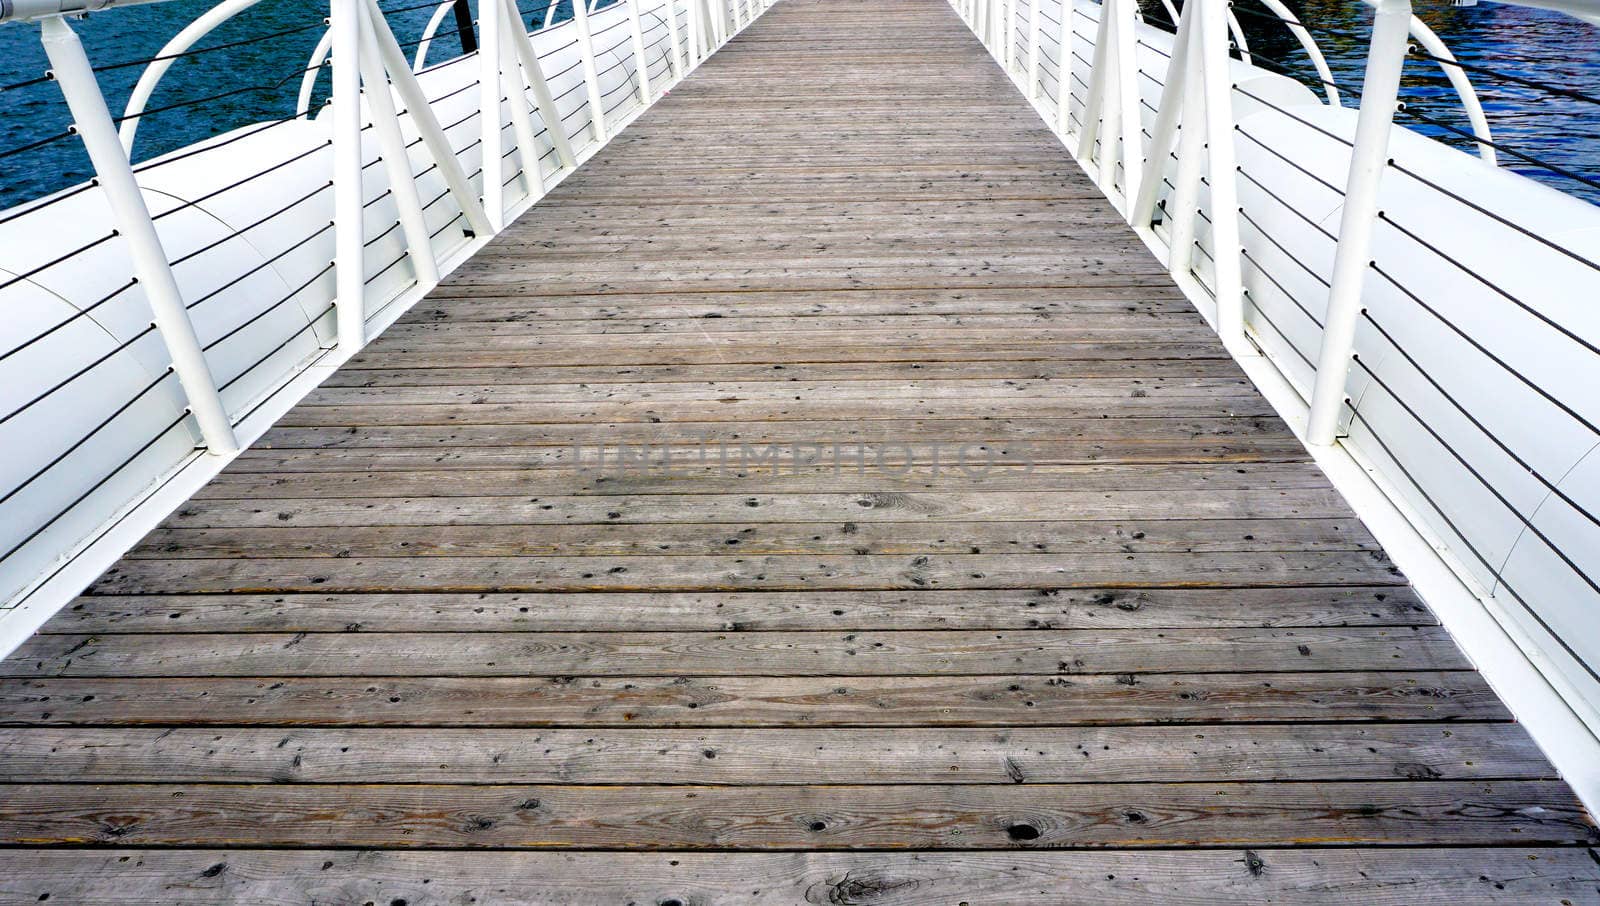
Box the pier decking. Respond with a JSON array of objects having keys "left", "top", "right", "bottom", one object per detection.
[{"left": 1, "top": 0, "right": 1596, "bottom": 901}]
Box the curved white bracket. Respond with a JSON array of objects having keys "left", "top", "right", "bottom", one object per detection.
[
  {"left": 1409, "top": 15, "right": 1496, "bottom": 164},
  {"left": 296, "top": 28, "right": 334, "bottom": 118},
  {"left": 1251, "top": 0, "right": 1340, "bottom": 106},
  {"left": 118, "top": 0, "right": 266, "bottom": 153},
  {"left": 1238, "top": 0, "right": 1491, "bottom": 156},
  {"left": 1224, "top": 5, "right": 1251, "bottom": 65},
  {"left": 412, "top": 0, "right": 457, "bottom": 71}
]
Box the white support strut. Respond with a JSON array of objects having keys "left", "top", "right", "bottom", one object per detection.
[
  {"left": 329, "top": 0, "right": 367, "bottom": 354},
  {"left": 356, "top": 1, "right": 441, "bottom": 289},
  {"left": 359, "top": 0, "right": 493, "bottom": 236},
  {"left": 502, "top": 0, "right": 578, "bottom": 169},
  {"left": 569, "top": 0, "right": 609, "bottom": 143},
  {"left": 1307, "top": 0, "right": 1414, "bottom": 444},
  {"left": 479, "top": 0, "right": 506, "bottom": 229},
  {"left": 39, "top": 15, "right": 240, "bottom": 455}
]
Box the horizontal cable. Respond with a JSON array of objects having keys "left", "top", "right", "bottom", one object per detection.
[
  {"left": 1388, "top": 160, "right": 1600, "bottom": 273},
  {"left": 1401, "top": 106, "right": 1600, "bottom": 193},
  {"left": 186, "top": 222, "right": 334, "bottom": 311},
  {"left": 168, "top": 181, "right": 333, "bottom": 268},
  {"left": 1377, "top": 209, "right": 1600, "bottom": 358},
  {"left": 0, "top": 128, "right": 75, "bottom": 162},
  {"left": 203, "top": 261, "right": 334, "bottom": 354},
  {"left": 0, "top": 375, "right": 187, "bottom": 563},
  {"left": 0, "top": 324, "right": 156, "bottom": 427},
  {"left": 1361, "top": 310, "right": 1600, "bottom": 534},
  {"left": 1350, "top": 355, "right": 1600, "bottom": 667}
]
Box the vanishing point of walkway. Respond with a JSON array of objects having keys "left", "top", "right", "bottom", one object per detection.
[{"left": 1, "top": 0, "right": 1597, "bottom": 901}]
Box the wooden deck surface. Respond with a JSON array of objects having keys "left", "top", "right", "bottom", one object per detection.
[{"left": 2, "top": 0, "right": 1598, "bottom": 902}]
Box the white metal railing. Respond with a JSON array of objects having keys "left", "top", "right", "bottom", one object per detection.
[
  {"left": 0, "top": 0, "right": 768, "bottom": 626},
  {"left": 954, "top": 0, "right": 1600, "bottom": 800}
]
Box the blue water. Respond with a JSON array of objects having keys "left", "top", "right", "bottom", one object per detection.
[
  {"left": 0, "top": 0, "right": 570, "bottom": 205},
  {"left": 0, "top": 0, "right": 1597, "bottom": 208},
  {"left": 1216, "top": 0, "right": 1600, "bottom": 201}
]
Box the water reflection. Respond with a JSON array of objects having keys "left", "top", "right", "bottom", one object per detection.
[{"left": 1177, "top": 0, "right": 1600, "bottom": 201}]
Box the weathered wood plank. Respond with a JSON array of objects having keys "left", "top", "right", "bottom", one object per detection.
[
  {"left": 344, "top": 341, "right": 1235, "bottom": 369},
  {"left": 53, "top": 587, "right": 1429, "bottom": 633},
  {"left": 82, "top": 551, "right": 1405, "bottom": 594},
  {"left": 0, "top": 781, "right": 1588, "bottom": 848},
  {"left": 161, "top": 490, "right": 1361, "bottom": 527},
  {"left": 254, "top": 418, "right": 1305, "bottom": 457},
  {"left": 6, "top": 627, "right": 1461, "bottom": 678},
  {"left": 4, "top": 848, "right": 1596, "bottom": 905},
  {"left": 273, "top": 395, "right": 1278, "bottom": 426},
  {"left": 233, "top": 436, "right": 1307, "bottom": 471},
  {"left": 0, "top": 672, "right": 1505, "bottom": 726},
  {"left": 300, "top": 376, "right": 1256, "bottom": 406},
  {"left": 191, "top": 461, "right": 1354, "bottom": 497},
  {"left": 0, "top": 724, "right": 1546, "bottom": 784},
  {"left": 128, "top": 518, "right": 1384, "bottom": 560},
  {"left": 324, "top": 359, "right": 1242, "bottom": 389}
]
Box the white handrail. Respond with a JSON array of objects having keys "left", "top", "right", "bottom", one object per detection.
[
  {"left": 117, "top": 0, "right": 264, "bottom": 152},
  {"left": 1250, "top": 0, "right": 1340, "bottom": 106},
  {"left": 1410, "top": 15, "right": 1496, "bottom": 164},
  {"left": 412, "top": 0, "right": 458, "bottom": 71},
  {"left": 296, "top": 28, "right": 334, "bottom": 118}
]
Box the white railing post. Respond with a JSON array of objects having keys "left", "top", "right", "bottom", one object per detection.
[
  {"left": 478, "top": 0, "right": 505, "bottom": 229},
  {"left": 664, "top": 0, "right": 686, "bottom": 79},
  {"left": 1077, "top": 0, "right": 1137, "bottom": 198},
  {"left": 1026, "top": 0, "right": 1040, "bottom": 97},
  {"left": 502, "top": 0, "right": 578, "bottom": 170},
  {"left": 627, "top": 0, "right": 653, "bottom": 102},
  {"left": 1075, "top": 0, "right": 1110, "bottom": 163},
  {"left": 356, "top": 5, "right": 441, "bottom": 289},
  {"left": 1164, "top": 5, "right": 1206, "bottom": 281},
  {"left": 570, "top": 0, "right": 609, "bottom": 143},
  {"left": 360, "top": 0, "right": 493, "bottom": 237},
  {"left": 1131, "top": 0, "right": 1193, "bottom": 226},
  {"left": 496, "top": 2, "right": 546, "bottom": 197},
  {"left": 998, "top": 0, "right": 1011, "bottom": 69},
  {"left": 1197, "top": 0, "right": 1243, "bottom": 350},
  {"left": 38, "top": 15, "right": 239, "bottom": 456},
  {"left": 330, "top": 0, "right": 368, "bottom": 354},
  {"left": 687, "top": 0, "right": 703, "bottom": 67},
  {"left": 1111, "top": 0, "right": 1141, "bottom": 205},
  {"left": 1058, "top": 0, "right": 1074, "bottom": 138},
  {"left": 1307, "top": 0, "right": 1412, "bottom": 444}
]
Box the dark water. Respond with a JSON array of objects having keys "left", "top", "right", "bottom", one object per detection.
[
  {"left": 0, "top": 0, "right": 1597, "bottom": 208},
  {"left": 0, "top": 0, "right": 569, "bottom": 206},
  {"left": 1213, "top": 0, "right": 1600, "bottom": 202}
]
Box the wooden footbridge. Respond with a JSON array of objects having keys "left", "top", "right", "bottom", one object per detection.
[{"left": 0, "top": 0, "right": 1596, "bottom": 901}]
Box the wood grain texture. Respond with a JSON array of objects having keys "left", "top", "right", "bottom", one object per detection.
[
  {"left": 0, "top": 672, "right": 1512, "bottom": 726},
  {"left": 0, "top": 0, "right": 1589, "bottom": 892},
  {"left": 0, "top": 781, "right": 1591, "bottom": 848},
  {"left": 0, "top": 724, "right": 1551, "bottom": 784},
  {"left": 54, "top": 587, "right": 1428, "bottom": 632},
  {"left": 4, "top": 849, "right": 1598, "bottom": 905}
]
